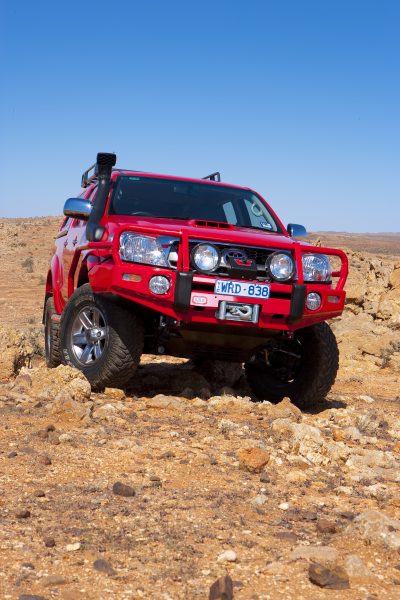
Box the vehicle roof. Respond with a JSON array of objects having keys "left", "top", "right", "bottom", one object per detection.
[{"left": 110, "top": 169, "right": 252, "bottom": 192}]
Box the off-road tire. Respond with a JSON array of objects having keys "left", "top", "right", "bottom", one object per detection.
[
  {"left": 60, "top": 284, "right": 144, "bottom": 391},
  {"left": 245, "top": 322, "right": 339, "bottom": 409},
  {"left": 44, "top": 296, "right": 62, "bottom": 367}
]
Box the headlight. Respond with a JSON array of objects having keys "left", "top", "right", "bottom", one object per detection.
[
  {"left": 302, "top": 254, "right": 331, "bottom": 282},
  {"left": 119, "top": 232, "right": 168, "bottom": 267},
  {"left": 191, "top": 243, "right": 220, "bottom": 272},
  {"left": 267, "top": 252, "right": 295, "bottom": 282}
]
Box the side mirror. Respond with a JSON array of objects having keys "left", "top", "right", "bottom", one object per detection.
[
  {"left": 63, "top": 198, "right": 92, "bottom": 220},
  {"left": 287, "top": 223, "right": 307, "bottom": 238}
]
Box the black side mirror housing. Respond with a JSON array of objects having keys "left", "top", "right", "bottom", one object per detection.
[{"left": 287, "top": 223, "right": 307, "bottom": 238}]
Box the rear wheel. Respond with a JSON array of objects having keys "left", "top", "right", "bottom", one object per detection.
[
  {"left": 245, "top": 322, "right": 339, "bottom": 409},
  {"left": 60, "top": 284, "right": 144, "bottom": 391},
  {"left": 44, "top": 296, "right": 62, "bottom": 367}
]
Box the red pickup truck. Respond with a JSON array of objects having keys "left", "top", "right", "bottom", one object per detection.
[{"left": 44, "top": 153, "right": 348, "bottom": 408}]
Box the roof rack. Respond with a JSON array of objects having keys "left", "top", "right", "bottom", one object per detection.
[
  {"left": 203, "top": 171, "right": 221, "bottom": 182},
  {"left": 81, "top": 162, "right": 97, "bottom": 188}
]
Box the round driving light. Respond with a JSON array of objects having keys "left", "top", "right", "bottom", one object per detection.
[
  {"left": 267, "top": 252, "right": 295, "bottom": 282},
  {"left": 149, "top": 275, "right": 170, "bottom": 295},
  {"left": 192, "top": 243, "right": 220, "bottom": 272},
  {"left": 306, "top": 292, "right": 322, "bottom": 311}
]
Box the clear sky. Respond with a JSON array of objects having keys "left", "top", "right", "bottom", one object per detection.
[{"left": 1, "top": 0, "right": 399, "bottom": 232}]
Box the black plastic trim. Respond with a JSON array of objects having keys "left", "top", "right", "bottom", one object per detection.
[
  {"left": 174, "top": 272, "right": 193, "bottom": 312},
  {"left": 288, "top": 284, "right": 306, "bottom": 322}
]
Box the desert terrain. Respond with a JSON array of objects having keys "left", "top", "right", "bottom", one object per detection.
[{"left": 0, "top": 217, "right": 399, "bottom": 600}]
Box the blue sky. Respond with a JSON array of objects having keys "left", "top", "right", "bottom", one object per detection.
[{"left": 1, "top": 0, "right": 399, "bottom": 231}]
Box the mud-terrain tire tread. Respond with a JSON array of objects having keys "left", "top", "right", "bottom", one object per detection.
[
  {"left": 245, "top": 322, "right": 339, "bottom": 409},
  {"left": 44, "top": 296, "right": 62, "bottom": 367},
  {"left": 60, "top": 284, "right": 144, "bottom": 391}
]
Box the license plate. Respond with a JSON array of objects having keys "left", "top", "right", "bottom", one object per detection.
[{"left": 214, "top": 279, "right": 270, "bottom": 299}]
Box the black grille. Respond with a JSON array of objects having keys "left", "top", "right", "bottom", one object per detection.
[{"left": 189, "top": 241, "right": 291, "bottom": 280}]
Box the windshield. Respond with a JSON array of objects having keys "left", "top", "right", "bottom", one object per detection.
[{"left": 109, "top": 176, "right": 281, "bottom": 233}]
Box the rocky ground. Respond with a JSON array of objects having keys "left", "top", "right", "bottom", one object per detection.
[{"left": 0, "top": 220, "right": 399, "bottom": 599}]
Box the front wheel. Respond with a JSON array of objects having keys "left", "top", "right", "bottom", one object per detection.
[
  {"left": 60, "top": 284, "right": 144, "bottom": 391},
  {"left": 245, "top": 322, "right": 339, "bottom": 409}
]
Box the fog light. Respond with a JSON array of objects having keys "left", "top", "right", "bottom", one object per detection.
[
  {"left": 149, "top": 275, "right": 170, "bottom": 295},
  {"left": 306, "top": 292, "right": 322, "bottom": 311}
]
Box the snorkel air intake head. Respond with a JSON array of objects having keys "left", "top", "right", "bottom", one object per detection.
[{"left": 85, "top": 152, "right": 117, "bottom": 242}]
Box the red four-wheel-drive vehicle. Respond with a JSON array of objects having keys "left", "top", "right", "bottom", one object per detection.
[{"left": 43, "top": 153, "right": 348, "bottom": 408}]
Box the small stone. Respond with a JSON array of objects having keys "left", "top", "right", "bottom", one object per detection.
[
  {"left": 252, "top": 494, "right": 268, "bottom": 506},
  {"left": 58, "top": 433, "right": 73, "bottom": 443},
  {"left": 217, "top": 549, "right": 237, "bottom": 562},
  {"left": 93, "top": 558, "right": 116, "bottom": 576},
  {"left": 43, "top": 574, "right": 67, "bottom": 587},
  {"left": 37, "top": 429, "right": 49, "bottom": 440},
  {"left": 34, "top": 490, "right": 46, "bottom": 498},
  {"left": 358, "top": 394, "right": 375, "bottom": 404},
  {"left": 317, "top": 519, "right": 337, "bottom": 534},
  {"left": 290, "top": 545, "right": 338, "bottom": 562},
  {"left": 260, "top": 471, "right": 270, "bottom": 483},
  {"left": 8, "top": 451, "right": 17, "bottom": 458},
  {"left": 279, "top": 502, "right": 289, "bottom": 511},
  {"left": 308, "top": 563, "right": 350, "bottom": 589},
  {"left": 48, "top": 431, "right": 60, "bottom": 445},
  {"left": 44, "top": 536, "right": 56, "bottom": 548},
  {"left": 16, "top": 509, "right": 31, "bottom": 519},
  {"left": 65, "top": 542, "right": 81, "bottom": 552},
  {"left": 275, "top": 531, "right": 298, "bottom": 543},
  {"left": 112, "top": 481, "right": 135, "bottom": 497},
  {"left": 159, "top": 450, "right": 175, "bottom": 459},
  {"left": 238, "top": 447, "right": 269, "bottom": 473},
  {"left": 209, "top": 574, "right": 234, "bottom": 600},
  {"left": 39, "top": 454, "right": 52, "bottom": 465},
  {"left": 345, "top": 554, "right": 370, "bottom": 577},
  {"left": 19, "top": 596, "right": 46, "bottom": 600}
]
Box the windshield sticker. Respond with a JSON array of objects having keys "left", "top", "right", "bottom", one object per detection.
[
  {"left": 260, "top": 221, "right": 272, "bottom": 229},
  {"left": 250, "top": 203, "right": 263, "bottom": 217}
]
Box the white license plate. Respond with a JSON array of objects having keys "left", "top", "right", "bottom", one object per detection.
[{"left": 214, "top": 279, "right": 270, "bottom": 299}]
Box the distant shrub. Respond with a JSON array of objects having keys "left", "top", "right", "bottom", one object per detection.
[{"left": 21, "top": 257, "right": 34, "bottom": 273}]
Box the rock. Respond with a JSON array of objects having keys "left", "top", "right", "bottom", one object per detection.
[
  {"left": 358, "top": 394, "right": 375, "bottom": 404},
  {"left": 218, "top": 418, "right": 240, "bottom": 433},
  {"left": 290, "top": 545, "right": 338, "bottom": 562},
  {"left": 112, "top": 481, "right": 135, "bottom": 497},
  {"left": 16, "top": 509, "right": 31, "bottom": 519},
  {"left": 0, "top": 326, "right": 36, "bottom": 380},
  {"left": 217, "top": 549, "right": 237, "bottom": 562},
  {"left": 308, "top": 563, "right": 350, "bottom": 589},
  {"left": 51, "top": 389, "right": 92, "bottom": 422},
  {"left": 38, "top": 454, "right": 52, "bottom": 466},
  {"left": 28, "top": 364, "right": 90, "bottom": 399},
  {"left": 252, "top": 494, "right": 268, "bottom": 506},
  {"left": 209, "top": 574, "right": 234, "bottom": 600},
  {"left": 238, "top": 448, "right": 269, "bottom": 473},
  {"left": 279, "top": 502, "right": 289, "bottom": 511},
  {"left": 104, "top": 387, "right": 125, "bottom": 401},
  {"left": 259, "top": 471, "right": 270, "bottom": 483},
  {"left": 275, "top": 531, "right": 298, "bottom": 543},
  {"left": 8, "top": 451, "right": 17, "bottom": 458},
  {"left": 42, "top": 574, "right": 67, "bottom": 587},
  {"left": 93, "top": 558, "right": 116, "bottom": 576},
  {"left": 348, "top": 510, "right": 400, "bottom": 550},
  {"left": 58, "top": 433, "right": 73, "bottom": 443},
  {"left": 65, "top": 542, "right": 81, "bottom": 551},
  {"left": 345, "top": 554, "right": 370, "bottom": 578},
  {"left": 264, "top": 397, "right": 302, "bottom": 423},
  {"left": 44, "top": 536, "right": 56, "bottom": 548},
  {"left": 19, "top": 596, "right": 47, "bottom": 600},
  {"left": 316, "top": 519, "right": 337, "bottom": 534},
  {"left": 34, "top": 490, "right": 46, "bottom": 497},
  {"left": 146, "top": 394, "right": 183, "bottom": 409}
]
